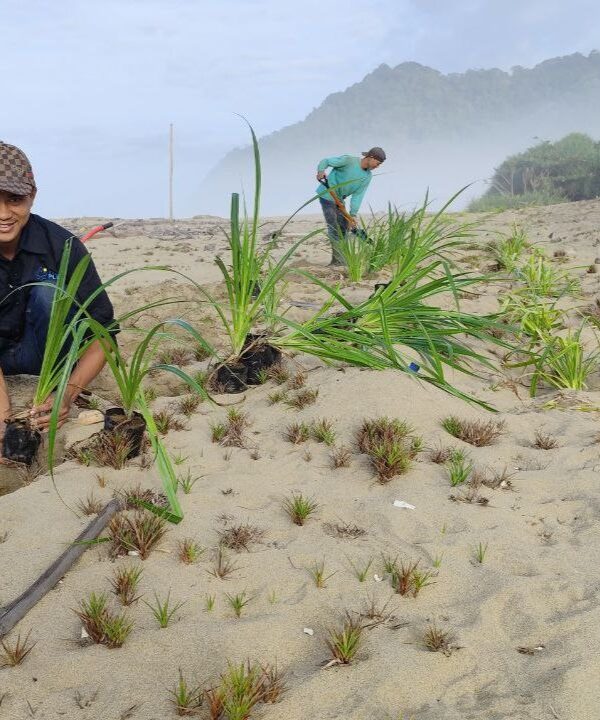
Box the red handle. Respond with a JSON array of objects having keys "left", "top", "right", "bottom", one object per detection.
[{"left": 80, "top": 222, "right": 113, "bottom": 244}]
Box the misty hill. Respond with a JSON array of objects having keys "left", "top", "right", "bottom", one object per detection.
[{"left": 199, "top": 52, "right": 600, "bottom": 216}]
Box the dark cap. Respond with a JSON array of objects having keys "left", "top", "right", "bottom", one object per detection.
[
  {"left": 362, "top": 146, "right": 386, "bottom": 163},
  {"left": 0, "top": 142, "right": 36, "bottom": 196}
]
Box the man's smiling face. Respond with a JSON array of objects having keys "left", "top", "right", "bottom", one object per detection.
[{"left": 0, "top": 190, "right": 35, "bottom": 251}]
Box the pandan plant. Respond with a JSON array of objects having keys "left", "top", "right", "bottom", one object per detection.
[
  {"left": 84, "top": 316, "right": 215, "bottom": 522},
  {"left": 2, "top": 239, "right": 92, "bottom": 465}
]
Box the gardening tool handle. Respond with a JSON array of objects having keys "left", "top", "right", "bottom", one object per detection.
[
  {"left": 79, "top": 222, "right": 114, "bottom": 244},
  {"left": 318, "top": 178, "right": 356, "bottom": 227}
]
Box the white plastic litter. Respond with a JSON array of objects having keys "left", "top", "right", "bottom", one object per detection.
[
  {"left": 393, "top": 500, "right": 415, "bottom": 510},
  {"left": 127, "top": 550, "right": 140, "bottom": 557},
  {"left": 81, "top": 626, "right": 89, "bottom": 639},
  {"left": 374, "top": 574, "right": 383, "bottom": 583},
  {"left": 303, "top": 627, "right": 314, "bottom": 636}
]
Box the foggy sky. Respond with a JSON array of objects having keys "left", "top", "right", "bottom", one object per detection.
[{"left": 1, "top": 0, "right": 598, "bottom": 218}]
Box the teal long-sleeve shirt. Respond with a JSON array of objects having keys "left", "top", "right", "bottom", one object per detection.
[{"left": 316, "top": 155, "right": 372, "bottom": 216}]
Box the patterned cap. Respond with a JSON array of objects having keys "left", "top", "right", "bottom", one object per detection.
[{"left": 0, "top": 142, "right": 36, "bottom": 195}]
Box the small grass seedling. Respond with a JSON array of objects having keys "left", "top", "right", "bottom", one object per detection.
[
  {"left": 153, "top": 409, "right": 186, "bottom": 435},
  {"left": 381, "top": 553, "right": 399, "bottom": 575},
  {"left": 285, "top": 388, "right": 318, "bottom": 410},
  {"left": 330, "top": 445, "right": 353, "bottom": 468},
  {"left": 423, "top": 623, "right": 456, "bottom": 656},
  {"left": 267, "top": 389, "right": 289, "bottom": 405},
  {"left": 311, "top": 418, "right": 337, "bottom": 446},
  {"left": 75, "top": 492, "right": 104, "bottom": 516},
  {"left": 474, "top": 541, "right": 488, "bottom": 564},
  {"left": 441, "top": 416, "right": 505, "bottom": 447},
  {"left": 357, "top": 417, "right": 420, "bottom": 482},
  {"left": 309, "top": 560, "right": 336, "bottom": 588},
  {"left": 211, "top": 409, "right": 250, "bottom": 448},
  {"left": 169, "top": 669, "right": 203, "bottom": 717},
  {"left": 268, "top": 364, "right": 290, "bottom": 385},
  {"left": 432, "top": 554, "right": 444, "bottom": 569},
  {"left": 323, "top": 520, "right": 367, "bottom": 540},
  {"left": 255, "top": 368, "right": 269, "bottom": 385},
  {"left": 75, "top": 592, "right": 133, "bottom": 648},
  {"left": 288, "top": 371, "right": 306, "bottom": 389},
  {"left": 325, "top": 614, "right": 364, "bottom": 666},
  {"left": 447, "top": 449, "right": 473, "bottom": 487},
  {"left": 428, "top": 443, "right": 453, "bottom": 464},
  {"left": 177, "top": 469, "right": 201, "bottom": 494},
  {"left": 391, "top": 560, "right": 434, "bottom": 597},
  {"left": 208, "top": 547, "right": 240, "bottom": 580},
  {"left": 178, "top": 394, "right": 202, "bottom": 417},
  {"left": 348, "top": 557, "right": 373, "bottom": 582},
  {"left": 218, "top": 522, "right": 265, "bottom": 552},
  {"left": 218, "top": 661, "right": 264, "bottom": 720},
  {"left": 267, "top": 589, "right": 278, "bottom": 604},
  {"left": 225, "top": 591, "right": 253, "bottom": 618},
  {"left": 172, "top": 452, "right": 189, "bottom": 466},
  {"left": 283, "top": 492, "right": 319, "bottom": 526},
  {"left": 533, "top": 430, "right": 559, "bottom": 450},
  {"left": 0, "top": 631, "right": 36, "bottom": 668},
  {"left": 284, "top": 422, "right": 310, "bottom": 444},
  {"left": 259, "top": 662, "right": 287, "bottom": 704},
  {"left": 144, "top": 591, "right": 185, "bottom": 628},
  {"left": 178, "top": 538, "right": 204, "bottom": 564},
  {"left": 108, "top": 511, "right": 167, "bottom": 560},
  {"left": 110, "top": 565, "right": 143, "bottom": 606},
  {"left": 204, "top": 594, "right": 216, "bottom": 612}
]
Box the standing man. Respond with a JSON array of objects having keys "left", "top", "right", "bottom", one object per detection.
[
  {"left": 0, "top": 142, "right": 116, "bottom": 453},
  {"left": 316, "top": 147, "right": 386, "bottom": 266}
]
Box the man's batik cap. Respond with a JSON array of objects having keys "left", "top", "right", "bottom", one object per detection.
[{"left": 0, "top": 142, "right": 36, "bottom": 195}]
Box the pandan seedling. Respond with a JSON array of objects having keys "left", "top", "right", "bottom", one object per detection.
[
  {"left": 348, "top": 557, "right": 373, "bottom": 582},
  {"left": 283, "top": 492, "right": 319, "bottom": 526},
  {"left": 441, "top": 416, "right": 505, "bottom": 447},
  {"left": 108, "top": 510, "right": 167, "bottom": 560},
  {"left": 144, "top": 591, "right": 185, "bottom": 628},
  {"left": 218, "top": 522, "right": 265, "bottom": 552},
  {"left": 423, "top": 623, "right": 456, "bottom": 656},
  {"left": 330, "top": 445, "right": 353, "bottom": 468},
  {"left": 267, "top": 389, "right": 289, "bottom": 405},
  {"left": 285, "top": 388, "right": 319, "bottom": 410},
  {"left": 325, "top": 614, "right": 364, "bottom": 666},
  {"left": 517, "top": 249, "right": 580, "bottom": 297},
  {"left": 533, "top": 430, "right": 558, "bottom": 450},
  {"left": 0, "top": 631, "right": 36, "bottom": 668},
  {"left": 284, "top": 422, "right": 310, "bottom": 444},
  {"left": 75, "top": 592, "right": 133, "bottom": 648},
  {"left": 309, "top": 560, "right": 336, "bottom": 588},
  {"left": 178, "top": 538, "right": 204, "bottom": 564},
  {"left": 474, "top": 541, "right": 488, "bottom": 564},
  {"left": 225, "top": 591, "right": 253, "bottom": 618},
  {"left": 207, "top": 547, "right": 240, "bottom": 580},
  {"left": 178, "top": 394, "right": 202, "bottom": 417},
  {"left": 204, "top": 594, "right": 216, "bottom": 612},
  {"left": 311, "top": 418, "right": 337, "bottom": 446},
  {"left": 177, "top": 469, "right": 201, "bottom": 494},
  {"left": 446, "top": 449, "right": 473, "bottom": 486},
  {"left": 76, "top": 492, "right": 104, "bottom": 516},
  {"left": 169, "top": 669, "right": 203, "bottom": 716},
  {"left": 110, "top": 565, "right": 143, "bottom": 606}
]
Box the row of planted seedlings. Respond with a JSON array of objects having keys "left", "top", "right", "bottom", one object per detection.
[{"left": 486, "top": 224, "right": 600, "bottom": 394}]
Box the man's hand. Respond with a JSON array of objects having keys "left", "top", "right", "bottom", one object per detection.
[
  {"left": 348, "top": 215, "right": 358, "bottom": 229},
  {"left": 316, "top": 171, "right": 327, "bottom": 182},
  {"left": 30, "top": 394, "right": 72, "bottom": 432}
]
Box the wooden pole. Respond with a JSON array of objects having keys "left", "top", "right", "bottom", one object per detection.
[
  {"left": 169, "top": 123, "right": 174, "bottom": 221},
  {"left": 0, "top": 499, "right": 122, "bottom": 637}
]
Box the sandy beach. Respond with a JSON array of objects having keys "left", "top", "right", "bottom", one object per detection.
[{"left": 2, "top": 200, "right": 600, "bottom": 720}]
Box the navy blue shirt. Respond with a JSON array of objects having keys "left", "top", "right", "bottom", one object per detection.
[{"left": 0, "top": 214, "right": 116, "bottom": 341}]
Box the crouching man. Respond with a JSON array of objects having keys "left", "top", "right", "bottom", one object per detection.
[{"left": 0, "top": 142, "right": 116, "bottom": 454}]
